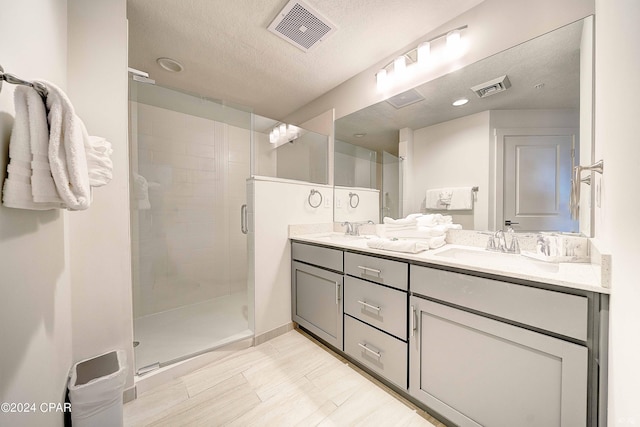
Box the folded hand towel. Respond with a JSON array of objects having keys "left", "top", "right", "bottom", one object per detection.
[
  {"left": 383, "top": 216, "right": 418, "bottom": 226},
  {"left": 428, "top": 235, "right": 446, "bottom": 249},
  {"left": 41, "top": 80, "right": 91, "bottom": 210},
  {"left": 366, "top": 238, "right": 430, "bottom": 254},
  {"left": 2, "top": 86, "right": 64, "bottom": 210},
  {"left": 386, "top": 227, "right": 445, "bottom": 239},
  {"left": 439, "top": 190, "right": 452, "bottom": 205},
  {"left": 426, "top": 189, "right": 447, "bottom": 209},
  {"left": 448, "top": 187, "right": 474, "bottom": 210}
]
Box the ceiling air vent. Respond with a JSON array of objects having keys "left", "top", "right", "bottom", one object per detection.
[
  {"left": 471, "top": 75, "right": 512, "bottom": 98},
  {"left": 386, "top": 89, "right": 425, "bottom": 109},
  {"left": 268, "top": 0, "right": 337, "bottom": 52}
]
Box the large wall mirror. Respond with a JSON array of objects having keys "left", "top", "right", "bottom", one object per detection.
[{"left": 334, "top": 16, "right": 594, "bottom": 235}]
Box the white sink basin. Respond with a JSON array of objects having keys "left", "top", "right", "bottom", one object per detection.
[{"left": 434, "top": 246, "right": 559, "bottom": 274}]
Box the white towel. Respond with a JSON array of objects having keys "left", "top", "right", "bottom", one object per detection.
[
  {"left": 41, "top": 80, "right": 91, "bottom": 210},
  {"left": 386, "top": 227, "right": 445, "bottom": 239},
  {"left": 428, "top": 235, "right": 447, "bottom": 249},
  {"left": 86, "top": 135, "right": 113, "bottom": 187},
  {"left": 366, "top": 238, "right": 430, "bottom": 254},
  {"left": 448, "top": 187, "right": 474, "bottom": 210},
  {"left": 2, "top": 86, "right": 64, "bottom": 210},
  {"left": 133, "top": 173, "right": 151, "bottom": 210},
  {"left": 383, "top": 216, "right": 419, "bottom": 226},
  {"left": 426, "top": 189, "right": 445, "bottom": 209}
]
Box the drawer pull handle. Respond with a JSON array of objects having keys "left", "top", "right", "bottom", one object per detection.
[
  {"left": 335, "top": 282, "right": 340, "bottom": 305},
  {"left": 357, "top": 300, "right": 381, "bottom": 312},
  {"left": 357, "top": 265, "right": 381, "bottom": 276},
  {"left": 358, "top": 342, "right": 382, "bottom": 359}
]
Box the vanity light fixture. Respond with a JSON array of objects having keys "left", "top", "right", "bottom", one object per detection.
[
  {"left": 452, "top": 98, "right": 469, "bottom": 106},
  {"left": 269, "top": 123, "right": 301, "bottom": 145},
  {"left": 375, "top": 25, "right": 468, "bottom": 91}
]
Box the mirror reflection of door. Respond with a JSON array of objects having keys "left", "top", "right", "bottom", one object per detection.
[{"left": 497, "top": 128, "right": 579, "bottom": 232}]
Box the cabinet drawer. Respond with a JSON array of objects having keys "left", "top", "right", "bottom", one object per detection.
[
  {"left": 344, "top": 276, "right": 407, "bottom": 340},
  {"left": 344, "top": 252, "right": 408, "bottom": 290},
  {"left": 292, "top": 242, "right": 343, "bottom": 272},
  {"left": 410, "top": 265, "right": 588, "bottom": 341},
  {"left": 344, "top": 315, "right": 407, "bottom": 389}
]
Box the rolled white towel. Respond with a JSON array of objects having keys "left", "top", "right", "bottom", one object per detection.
[
  {"left": 366, "top": 238, "right": 430, "bottom": 254},
  {"left": 133, "top": 173, "right": 151, "bottom": 210}
]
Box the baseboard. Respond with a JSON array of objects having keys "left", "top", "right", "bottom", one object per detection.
[{"left": 254, "top": 322, "right": 294, "bottom": 346}]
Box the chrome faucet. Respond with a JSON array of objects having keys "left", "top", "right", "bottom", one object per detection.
[
  {"left": 486, "top": 229, "right": 520, "bottom": 254},
  {"left": 342, "top": 221, "right": 355, "bottom": 236},
  {"left": 342, "top": 220, "right": 375, "bottom": 236}
]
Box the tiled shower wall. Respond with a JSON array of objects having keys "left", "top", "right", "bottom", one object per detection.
[{"left": 130, "top": 102, "right": 249, "bottom": 317}]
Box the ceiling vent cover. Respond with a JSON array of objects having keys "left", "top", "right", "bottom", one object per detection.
[
  {"left": 268, "top": 0, "right": 337, "bottom": 51},
  {"left": 471, "top": 75, "right": 512, "bottom": 98},
  {"left": 386, "top": 89, "right": 425, "bottom": 109}
]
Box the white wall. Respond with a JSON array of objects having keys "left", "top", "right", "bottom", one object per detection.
[
  {"left": 334, "top": 186, "right": 380, "bottom": 223},
  {"left": 285, "top": 0, "right": 594, "bottom": 125},
  {"left": 412, "top": 111, "right": 491, "bottom": 230},
  {"left": 250, "top": 178, "right": 333, "bottom": 337},
  {"left": 66, "top": 0, "right": 133, "bottom": 390},
  {"left": 0, "top": 2, "right": 72, "bottom": 426},
  {"left": 594, "top": 1, "right": 640, "bottom": 425}
]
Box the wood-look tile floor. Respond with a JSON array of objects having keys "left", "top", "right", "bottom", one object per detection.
[{"left": 124, "top": 328, "right": 446, "bottom": 427}]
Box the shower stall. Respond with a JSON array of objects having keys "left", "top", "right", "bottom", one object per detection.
[{"left": 128, "top": 78, "right": 254, "bottom": 373}]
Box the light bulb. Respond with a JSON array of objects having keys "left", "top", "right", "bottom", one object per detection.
[
  {"left": 394, "top": 55, "right": 407, "bottom": 78},
  {"left": 273, "top": 127, "right": 280, "bottom": 141},
  {"left": 446, "top": 30, "right": 462, "bottom": 57},
  {"left": 269, "top": 129, "right": 277, "bottom": 143},
  {"left": 376, "top": 69, "right": 388, "bottom": 91},
  {"left": 417, "top": 41, "right": 431, "bottom": 66},
  {"left": 279, "top": 123, "right": 287, "bottom": 138}
]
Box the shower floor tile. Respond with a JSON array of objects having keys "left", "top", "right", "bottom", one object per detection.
[{"left": 133, "top": 291, "right": 251, "bottom": 371}]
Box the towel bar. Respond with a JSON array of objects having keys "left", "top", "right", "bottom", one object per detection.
[{"left": 0, "top": 64, "right": 48, "bottom": 98}]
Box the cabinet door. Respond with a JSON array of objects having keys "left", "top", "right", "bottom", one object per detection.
[
  {"left": 292, "top": 261, "right": 343, "bottom": 350},
  {"left": 409, "top": 296, "right": 587, "bottom": 427}
]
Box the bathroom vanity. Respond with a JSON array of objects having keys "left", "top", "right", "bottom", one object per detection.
[{"left": 290, "top": 235, "right": 608, "bottom": 427}]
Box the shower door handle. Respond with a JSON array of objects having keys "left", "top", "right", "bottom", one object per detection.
[{"left": 241, "top": 204, "right": 248, "bottom": 234}]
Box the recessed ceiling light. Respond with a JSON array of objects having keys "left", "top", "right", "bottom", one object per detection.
[
  {"left": 452, "top": 98, "right": 469, "bottom": 106},
  {"left": 354, "top": 133, "right": 367, "bottom": 138},
  {"left": 156, "top": 57, "right": 184, "bottom": 73}
]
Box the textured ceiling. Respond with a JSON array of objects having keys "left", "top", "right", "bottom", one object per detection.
[
  {"left": 127, "top": 0, "right": 484, "bottom": 120},
  {"left": 335, "top": 18, "right": 584, "bottom": 155}
]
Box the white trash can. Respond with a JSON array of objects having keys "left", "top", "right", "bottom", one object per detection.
[{"left": 68, "top": 350, "right": 127, "bottom": 427}]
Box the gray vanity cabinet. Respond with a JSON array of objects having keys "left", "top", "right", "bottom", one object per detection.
[
  {"left": 291, "top": 243, "right": 344, "bottom": 350},
  {"left": 409, "top": 265, "right": 590, "bottom": 427},
  {"left": 343, "top": 253, "right": 409, "bottom": 389}
]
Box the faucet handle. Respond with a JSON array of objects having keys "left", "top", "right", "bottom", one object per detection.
[
  {"left": 509, "top": 235, "right": 520, "bottom": 254},
  {"left": 486, "top": 235, "right": 496, "bottom": 251}
]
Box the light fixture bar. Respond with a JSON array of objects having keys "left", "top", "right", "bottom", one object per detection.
[{"left": 375, "top": 24, "right": 468, "bottom": 91}]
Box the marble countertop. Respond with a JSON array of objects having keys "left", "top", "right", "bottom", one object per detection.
[{"left": 290, "top": 233, "right": 609, "bottom": 294}]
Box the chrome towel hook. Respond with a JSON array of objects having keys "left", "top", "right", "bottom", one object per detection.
[{"left": 308, "top": 189, "right": 322, "bottom": 208}]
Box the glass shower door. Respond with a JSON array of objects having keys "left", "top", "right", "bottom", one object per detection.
[{"left": 129, "top": 79, "right": 253, "bottom": 373}]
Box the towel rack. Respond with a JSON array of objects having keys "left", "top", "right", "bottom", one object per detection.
[
  {"left": 308, "top": 189, "right": 322, "bottom": 208},
  {"left": 0, "top": 65, "right": 48, "bottom": 99}
]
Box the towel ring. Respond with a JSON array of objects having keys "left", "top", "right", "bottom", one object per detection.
[
  {"left": 308, "top": 189, "right": 322, "bottom": 208},
  {"left": 348, "top": 192, "right": 360, "bottom": 208}
]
